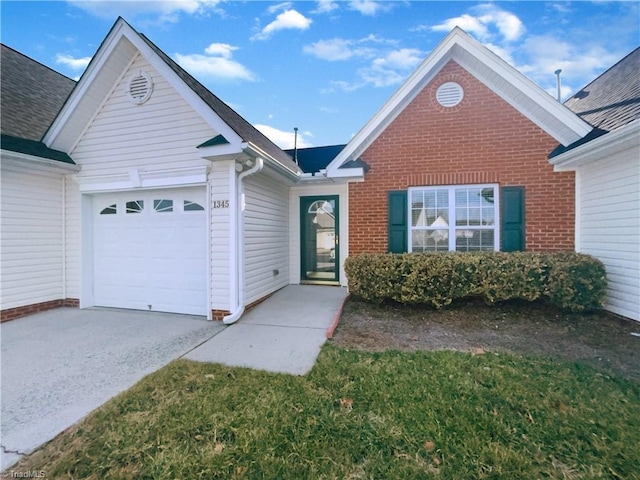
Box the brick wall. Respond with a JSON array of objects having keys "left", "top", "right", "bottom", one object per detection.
[
  {"left": 349, "top": 60, "right": 575, "bottom": 254},
  {"left": 0, "top": 298, "right": 79, "bottom": 323}
]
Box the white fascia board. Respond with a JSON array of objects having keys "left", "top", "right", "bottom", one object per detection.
[
  {"left": 326, "top": 32, "right": 457, "bottom": 176},
  {"left": 550, "top": 120, "right": 640, "bottom": 171},
  {"left": 0, "top": 150, "right": 81, "bottom": 173},
  {"left": 326, "top": 167, "right": 364, "bottom": 179},
  {"left": 45, "top": 18, "right": 244, "bottom": 149},
  {"left": 327, "top": 27, "right": 592, "bottom": 175},
  {"left": 451, "top": 41, "right": 592, "bottom": 145},
  {"left": 243, "top": 142, "right": 301, "bottom": 181},
  {"left": 75, "top": 165, "right": 208, "bottom": 193},
  {"left": 44, "top": 20, "right": 130, "bottom": 146}
]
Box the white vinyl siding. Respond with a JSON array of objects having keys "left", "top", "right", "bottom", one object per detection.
[
  {"left": 70, "top": 54, "right": 214, "bottom": 178},
  {"left": 0, "top": 165, "right": 63, "bottom": 309},
  {"left": 244, "top": 175, "right": 290, "bottom": 305},
  {"left": 577, "top": 150, "right": 640, "bottom": 321}
]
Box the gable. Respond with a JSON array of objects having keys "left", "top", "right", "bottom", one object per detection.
[
  {"left": 327, "top": 27, "right": 592, "bottom": 177},
  {"left": 44, "top": 18, "right": 299, "bottom": 179},
  {"left": 363, "top": 60, "right": 559, "bottom": 167},
  {"left": 71, "top": 53, "right": 215, "bottom": 178}
]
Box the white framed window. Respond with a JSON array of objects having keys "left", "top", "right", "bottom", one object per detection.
[{"left": 409, "top": 184, "right": 499, "bottom": 252}]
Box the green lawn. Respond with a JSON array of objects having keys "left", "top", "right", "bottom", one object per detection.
[{"left": 14, "top": 346, "right": 640, "bottom": 479}]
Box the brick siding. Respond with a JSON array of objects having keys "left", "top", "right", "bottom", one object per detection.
[
  {"left": 349, "top": 60, "right": 575, "bottom": 254},
  {"left": 0, "top": 298, "right": 80, "bottom": 323}
]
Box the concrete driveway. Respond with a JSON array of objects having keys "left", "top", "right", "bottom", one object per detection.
[{"left": 0, "top": 308, "right": 224, "bottom": 470}]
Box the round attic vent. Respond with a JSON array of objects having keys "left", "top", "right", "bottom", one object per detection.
[
  {"left": 127, "top": 71, "right": 153, "bottom": 105},
  {"left": 436, "top": 82, "right": 464, "bottom": 107}
]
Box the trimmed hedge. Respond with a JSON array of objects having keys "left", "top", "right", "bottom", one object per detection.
[{"left": 344, "top": 252, "right": 607, "bottom": 312}]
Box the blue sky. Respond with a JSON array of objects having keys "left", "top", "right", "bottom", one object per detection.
[{"left": 2, "top": 1, "right": 638, "bottom": 148}]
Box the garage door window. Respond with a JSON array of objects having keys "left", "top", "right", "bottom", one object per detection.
[
  {"left": 100, "top": 204, "right": 117, "bottom": 215},
  {"left": 184, "top": 200, "right": 204, "bottom": 211},
  {"left": 126, "top": 200, "right": 144, "bottom": 213},
  {"left": 154, "top": 199, "right": 173, "bottom": 212}
]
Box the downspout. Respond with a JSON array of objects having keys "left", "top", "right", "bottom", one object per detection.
[
  {"left": 62, "top": 175, "right": 67, "bottom": 302},
  {"left": 223, "top": 157, "right": 264, "bottom": 324}
]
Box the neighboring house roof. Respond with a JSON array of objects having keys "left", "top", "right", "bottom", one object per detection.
[
  {"left": 1, "top": 44, "right": 76, "bottom": 141},
  {"left": 43, "top": 18, "right": 300, "bottom": 177},
  {"left": 326, "top": 27, "right": 593, "bottom": 178},
  {"left": 565, "top": 47, "right": 640, "bottom": 132},
  {"left": 549, "top": 47, "right": 639, "bottom": 158},
  {"left": 284, "top": 144, "right": 346, "bottom": 173},
  {"left": 1, "top": 44, "right": 77, "bottom": 164}
]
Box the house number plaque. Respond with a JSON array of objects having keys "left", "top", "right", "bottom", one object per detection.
[{"left": 212, "top": 200, "right": 230, "bottom": 209}]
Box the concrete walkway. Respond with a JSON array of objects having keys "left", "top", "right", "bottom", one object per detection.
[
  {"left": 184, "top": 285, "right": 348, "bottom": 375},
  {"left": 0, "top": 285, "right": 347, "bottom": 471}
]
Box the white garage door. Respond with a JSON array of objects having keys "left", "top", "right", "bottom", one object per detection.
[{"left": 93, "top": 187, "right": 207, "bottom": 315}]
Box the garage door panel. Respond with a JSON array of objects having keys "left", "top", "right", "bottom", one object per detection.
[{"left": 93, "top": 188, "right": 207, "bottom": 315}]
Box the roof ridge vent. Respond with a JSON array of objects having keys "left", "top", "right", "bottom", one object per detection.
[
  {"left": 127, "top": 70, "right": 153, "bottom": 105},
  {"left": 436, "top": 81, "right": 464, "bottom": 107}
]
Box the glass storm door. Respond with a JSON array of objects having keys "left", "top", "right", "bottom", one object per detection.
[{"left": 301, "top": 196, "right": 339, "bottom": 282}]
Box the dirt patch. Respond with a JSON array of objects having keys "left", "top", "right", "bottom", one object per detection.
[{"left": 330, "top": 297, "right": 640, "bottom": 380}]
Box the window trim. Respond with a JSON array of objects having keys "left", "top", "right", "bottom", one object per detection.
[{"left": 407, "top": 184, "right": 500, "bottom": 252}]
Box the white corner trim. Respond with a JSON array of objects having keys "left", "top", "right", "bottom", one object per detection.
[
  {"left": 75, "top": 165, "right": 209, "bottom": 193},
  {"left": 550, "top": 120, "right": 640, "bottom": 171}
]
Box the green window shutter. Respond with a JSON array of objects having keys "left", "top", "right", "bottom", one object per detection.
[
  {"left": 501, "top": 186, "right": 525, "bottom": 252},
  {"left": 388, "top": 190, "right": 408, "bottom": 253}
]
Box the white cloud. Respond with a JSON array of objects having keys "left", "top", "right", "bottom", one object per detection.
[
  {"left": 267, "top": 2, "right": 291, "bottom": 14},
  {"left": 252, "top": 9, "right": 312, "bottom": 41},
  {"left": 254, "top": 124, "right": 313, "bottom": 149},
  {"left": 348, "top": 0, "right": 391, "bottom": 16},
  {"left": 174, "top": 44, "right": 256, "bottom": 82},
  {"left": 431, "top": 14, "right": 490, "bottom": 40},
  {"left": 430, "top": 4, "right": 524, "bottom": 42},
  {"left": 372, "top": 48, "right": 422, "bottom": 70},
  {"left": 204, "top": 43, "right": 237, "bottom": 58},
  {"left": 313, "top": 0, "right": 339, "bottom": 14},
  {"left": 68, "top": 0, "right": 223, "bottom": 23},
  {"left": 303, "top": 38, "right": 374, "bottom": 61},
  {"left": 55, "top": 53, "right": 91, "bottom": 70},
  {"left": 519, "top": 35, "right": 619, "bottom": 86}
]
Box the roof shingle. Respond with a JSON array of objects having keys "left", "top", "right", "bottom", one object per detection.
[{"left": 1, "top": 44, "right": 76, "bottom": 141}]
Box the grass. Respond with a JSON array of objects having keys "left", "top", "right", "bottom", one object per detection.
[{"left": 12, "top": 346, "right": 640, "bottom": 479}]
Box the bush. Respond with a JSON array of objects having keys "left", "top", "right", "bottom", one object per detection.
[{"left": 344, "top": 252, "right": 606, "bottom": 312}]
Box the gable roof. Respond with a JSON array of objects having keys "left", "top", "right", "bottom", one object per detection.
[
  {"left": 565, "top": 47, "right": 639, "bottom": 132},
  {"left": 43, "top": 18, "right": 300, "bottom": 176},
  {"left": 1, "top": 44, "right": 76, "bottom": 142},
  {"left": 326, "top": 27, "right": 593, "bottom": 178}
]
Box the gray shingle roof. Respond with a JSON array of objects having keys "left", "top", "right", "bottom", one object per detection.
[
  {"left": 137, "top": 29, "right": 300, "bottom": 174},
  {"left": 1, "top": 44, "right": 76, "bottom": 141},
  {"left": 564, "top": 47, "right": 640, "bottom": 132},
  {"left": 549, "top": 47, "right": 639, "bottom": 158}
]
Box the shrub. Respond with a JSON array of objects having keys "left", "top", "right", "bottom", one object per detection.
[{"left": 344, "top": 252, "right": 606, "bottom": 312}]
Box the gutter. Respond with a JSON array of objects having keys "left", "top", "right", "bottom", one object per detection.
[{"left": 223, "top": 157, "right": 264, "bottom": 324}]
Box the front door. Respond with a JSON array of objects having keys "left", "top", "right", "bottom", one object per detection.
[{"left": 301, "top": 196, "right": 339, "bottom": 282}]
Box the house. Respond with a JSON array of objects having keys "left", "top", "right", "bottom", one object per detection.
[
  {"left": 2, "top": 19, "right": 634, "bottom": 323},
  {"left": 549, "top": 48, "right": 640, "bottom": 321}
]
